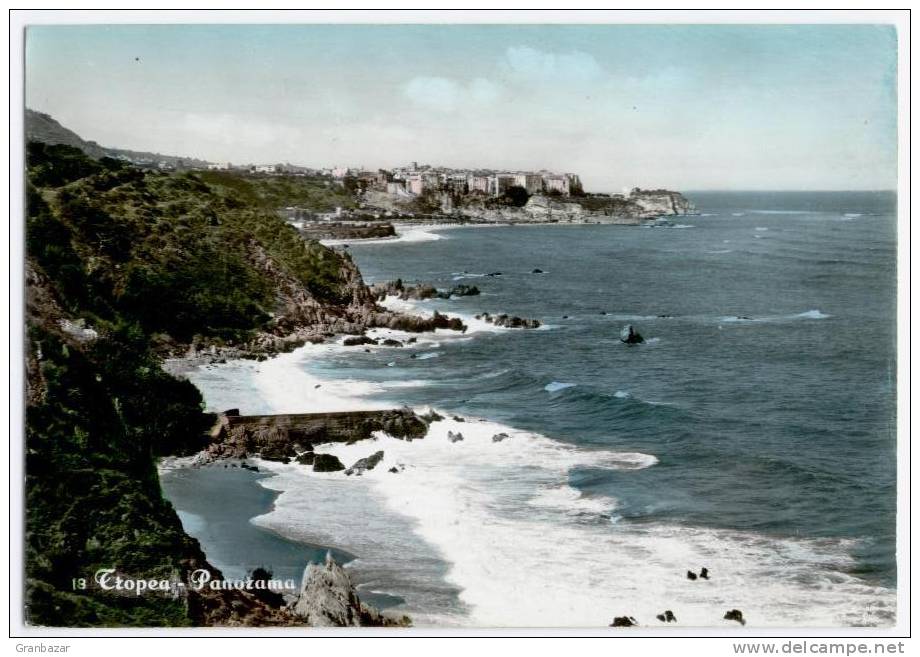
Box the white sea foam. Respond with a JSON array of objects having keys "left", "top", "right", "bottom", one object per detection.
[
  {"left": 244, "top": 410, "right": 891, "bottom": 627},
  {"left": 377, "top": 295, "right": 525, "bottom": 338},
  {"left": 792, "top": 309, "right": 831, "bottom": 320},
  {"left": 394, "top": 226, "right": 446, "bottom": 243},
  {"left": 528, "top": 484, "right": 619, "bottom": 516},
  {"left": 321, "top": 225, "right": 446, "bottom": 247},
  {"left": 187, "top": 318, "right": 892, "bottom": 628},
  {"left": 614, "top": 390, "right": 631, "bottom": 399},
  {"left": 720, "top": 309, "right": 831, "bottom": 324},
  {"left": 544, "top": 381, "right": 577, "bottom": 392},
  {"left": 417, "top": 352, "right": 440, "bottom": 360}
]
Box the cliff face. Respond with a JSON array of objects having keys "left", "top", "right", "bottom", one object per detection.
[
  {"left": 627, "top": 188, "right": 695, "bottom": 216},
  {"left": 23, "top": 141, "right": 412, "bottom": 627},
  {"left": 25, "top": 264, "right": 300, "bottom": 626},
  {"left": 364, "top": 188, "right": 694, "bottom": 224}
]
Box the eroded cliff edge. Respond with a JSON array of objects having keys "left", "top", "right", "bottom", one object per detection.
[{"left": 24, "top": 142, "right": 428, "bottom": 627}]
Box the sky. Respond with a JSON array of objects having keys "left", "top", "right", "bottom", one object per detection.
[{"left": 25, "top": 23, "right": 898, "bottom": 192}]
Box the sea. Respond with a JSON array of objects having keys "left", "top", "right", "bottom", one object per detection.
[{"left": 160, "top": 191, "right": 898, "bottom": 628}]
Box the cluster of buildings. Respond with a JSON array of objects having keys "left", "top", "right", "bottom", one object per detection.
[
  {"left": 330, "top": 162, "right": 583, "bottom": 198},
  {"left": 205, "top": 162, "right": 317, "bottom": 175},
  {"left": 159, "top": 157, "right": 584, "bottom": 200}
]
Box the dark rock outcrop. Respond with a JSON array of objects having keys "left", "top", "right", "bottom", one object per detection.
[
  {"left": 724, "top": 609, "right": 745, "bottom": 625},
  {"left": 447, "top": 431, "right": 464, "bottom": 443},
  {"left": 369, "top": 309, "right": 466, "bottom": 333},
  {"left": 620, "top": 325, "right": 645, "bottom": 344},
  {"left": 439, "top": 284, "right": 481, "bottom": 298},
  {"left": 344, "top": 451, "right": 385, "bottom": 476},
  {"left": 343, "top": 335, "right": 377, "bottom": 347},
  {"left": 656, "top": 610, "right": 677, "bottom": 623},
  {"left": 492, "top": 432, "right": 510, "bottom": 443},
  {"left": 369, "top": 279, "right": 438, "bottom": 302},
  {"left": 207, "top": 408, "right": 430, "bottom": 460},
  {"left": 476, "top": 312, "right": 541, "bottom": 329},
  {"left": 419, "top": 409, "right": 444, "bottom": 423},
  {"left": 686, "top": 570, "right": 698, "bottom": 581},
  {"left": 610, "top": 616, "right": 637, "bottom": 627},
  {"left": 312, "top": 454, "right": 345, "bottom": 472}
]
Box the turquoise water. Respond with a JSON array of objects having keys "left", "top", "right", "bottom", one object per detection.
[
  {"left": 159, "top": 463, "right": 405, "bottom": 610},
  {"left": 170, "top": 191, "right": 897, "bottom": 625},
  {"left": 336, "top": 191, "right": 898, "bottom": 588}
]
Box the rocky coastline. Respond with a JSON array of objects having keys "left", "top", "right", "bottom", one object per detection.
[{"left": 361, "top": 187, "right": 695, "bottom": 226}]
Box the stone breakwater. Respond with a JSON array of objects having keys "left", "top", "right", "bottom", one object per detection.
[{"left": 205, "top": 408, "right": 429, "bottom": 462}]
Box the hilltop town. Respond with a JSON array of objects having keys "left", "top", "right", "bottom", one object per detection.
[
  {"left": 25, "top": 109, "right": 696, "bottom": 241},
  {"left": 259, "top": 161, "right": 696, "bottom": 236}
]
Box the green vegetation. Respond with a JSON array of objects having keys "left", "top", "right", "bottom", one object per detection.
[
  {"left": 196, "top": 170, "right": 357, "bottom": 213},
  {"left": 501, "top": 185, "right": 530, "bottom": 208},
  {"left": 24, "top": 143, "right": 359, "bottom": 626},
  {"left": 27, "top": 143, "right": 352, "bottom": 342},
  {"left": 26, "top": 324, "right": 210, "bottom": 626}
]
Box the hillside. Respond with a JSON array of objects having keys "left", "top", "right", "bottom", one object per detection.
[
  {"left": 23, "top": 139, "right": 428, "bottom": 626},
  {"left": 196, "top": 170, "right": 357, "bottom": 213},
  {"left": 25, "top": 108, "right": 209, "bottom": 168}
]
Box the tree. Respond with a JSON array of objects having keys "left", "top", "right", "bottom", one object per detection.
[{"left": 503, "top": 185, "right": 530, "bottom": 207}]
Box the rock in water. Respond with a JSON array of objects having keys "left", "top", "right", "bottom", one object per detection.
[
  {"left": 477, "top": 312, "right": 542, "bottom": 329},
  {"left": 437, "top": 284, "right": 481, "bottom": 299},
  {"left": 447, "top": 431, "right": 464, "bottom": 443},
  {"left": 312, "top": 453, "right": 345, "bottom": 472},
  {"left": 344, "top": 450, "right": 384, "bottom": 476},
  {"left": 492, "top": 432, "right": 510, "bottom": 443},
  {"left": 419, "top": 409, "right": 444, "bottom": 423},
  {"left": 686, "top": 570, "right": 698, "bottom": 581},
  {"left": 610, "top": 616, "right": 637, "bottom": 627},
  {"left": 292, "top": 552, "right": 407, "bottom": 626},
  {"left": 343, "top": 335, "right": 377, "bottom": 347},
  {"left": 724, "top": 609, "right": 745, "bottom": 625},
  {"left": 620, "top": 324, "right": 645, "bottom": 344}
]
